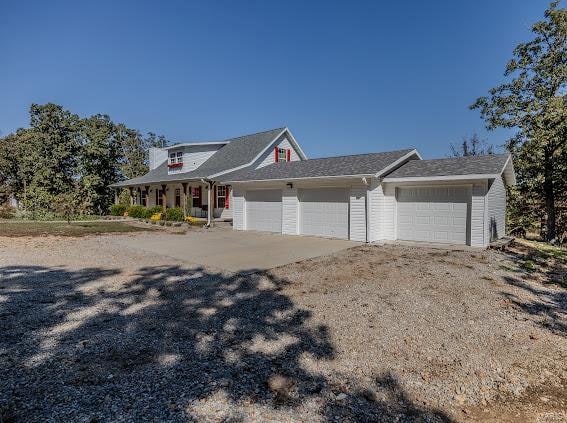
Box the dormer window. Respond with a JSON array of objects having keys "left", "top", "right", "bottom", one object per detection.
[
  {"left": 275, "top": 147, "right": 291, "bottom": 163},
  {"left": 168, "top": 151, "right": 184, "bottom": 168}
]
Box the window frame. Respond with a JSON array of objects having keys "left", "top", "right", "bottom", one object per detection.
[
  {"left": 176, "top": 151, "right": 183, "bottom": 163},
  {"left": 278, "top": 148, "right": 287, "bottom": 162},
  {"left": 216, "top": 185, "right": 226, "bottom": 208}
]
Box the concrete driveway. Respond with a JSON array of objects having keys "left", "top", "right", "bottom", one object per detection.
[{"left": 111, "top": 228, "right": 358, "bottom": 273}]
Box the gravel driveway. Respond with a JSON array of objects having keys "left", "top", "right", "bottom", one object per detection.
[{"left": 1, "top": 234, "right": 565, "bottom": 422}]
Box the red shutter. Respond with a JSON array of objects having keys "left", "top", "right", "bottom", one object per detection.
[
  {"left": 214, "top": 185, "right": 217, "bottom": 208},
  {"left": 274, "top": 146, "right": 278, "bottom": 163},
  {"left": 225, "top": 186, "right": 231, "bottom": 209},
  {"left": 287, "top": 149, "right": 291, "bottom": 161}
]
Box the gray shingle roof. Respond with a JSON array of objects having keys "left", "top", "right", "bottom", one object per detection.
[
  {"left": 220, "top": 149, "right": 416, "bottom": 182},
  {"left": 112, "top": 127, "right": 285, "bottom": 187},
  {"left": 383, "top": 154, "right": 510, "bottom": 179}
]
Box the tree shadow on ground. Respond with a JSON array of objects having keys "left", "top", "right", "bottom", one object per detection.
[
  {"left": 498, "top": 242, "right": 567, "bottom": 337},
  {"left": 322, "top": 372, "right": 453, "bottom": 422},
  {"left": 501, "top": 276, "right": 567, "bottom": 337},
  {"left": 1, "top": 264, "right": 452, "bottom": 421}
]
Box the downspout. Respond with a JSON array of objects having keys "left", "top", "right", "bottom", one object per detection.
[{"left": 362, "top": 177, "right": 369, "bottom": 243}]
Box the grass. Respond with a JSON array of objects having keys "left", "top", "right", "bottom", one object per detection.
[{"left": 0, "top": 221, "right": 155, "bottom": 237}]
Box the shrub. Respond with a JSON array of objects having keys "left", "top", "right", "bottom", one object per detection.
[
  {"left": 146, "top": 206, "right": 163, "bottom": 218},
  {"left": 150, "top": 213, "right": 162, "bottom": 221},
  {"left": 165, "top": 207, "right": 184, "bottom": 222},
  {"left": 0, "top": 204, "right": 15, "bottom": 219},
  {"left": 110, "top": 204, "right": 127, "bottom": 216},
  {"left": 126, "top": 205, "right": 147, "bottom": 218},
  {"left": 52, "top": 193, "right": 79, "bottom": 223},
  {"left": 184, "top": 216, "right": 203, "bottom": 226}
]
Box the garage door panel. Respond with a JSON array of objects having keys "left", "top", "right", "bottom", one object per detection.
[
  {"left": 396, "top": 187, "right": 470, "bottom": 245},
  {"left": 246, "top": 189, "right": 282, "bottom": 233},
  {"left": 300, "top": 188, "right": 348, "bottom": 239}
]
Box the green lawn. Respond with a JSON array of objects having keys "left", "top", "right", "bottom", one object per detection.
[{"left": 0, "top": 221, "right": 155, "bottom": 237}]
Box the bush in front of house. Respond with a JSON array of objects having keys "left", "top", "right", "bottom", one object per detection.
[
  {"left": 145, "top": 206, "right": 163, "bottom": 218},
  {"left": 110, "top": 204, "right": 127, "bottom": 216},
  {"left": 165, "top": 207, "right": 184, "bottom": 222},
  {"left": 126, "top": 205, "right": 147, "bottom": 218}
]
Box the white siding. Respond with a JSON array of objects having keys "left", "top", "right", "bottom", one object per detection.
[
  {"left": 231, "top": 185, "right": 245, "bottom": 230},
  {"left": 149, "top": 147, "right": 168, "bottom": 170},
  {"left": 167, "top": 145, "right": 222, "bottom": 175},
  {"left": 486, "top": 176, "right": 506, "bottom": 242},
  {"left": 256, "top": 137, "right": 301, "bottom": 168},
  {"left": 471, "top": 182, "right": 487, "bottom": 247},
  {"left": 282, "top": 188, "right": 299, "bottom": 235},
  {"left": 381, "top": 183, "right": 397, "bottom": 240},
  {"left": 349, "top": 183, "right": 367, "bottom": 242},
  {"left": 367, "top": 178, "right": 382, "bottom": 242}
]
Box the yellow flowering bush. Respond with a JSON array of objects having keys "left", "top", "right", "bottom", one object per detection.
[
  {"left": 184, "top": 216, "right": 196, "bottom": 223},
  {"left": 150, "top": 212, "right": 162, "bottom": 221},
  {"left": 123, "top": 211, "right": 129, "bottom": 217}
]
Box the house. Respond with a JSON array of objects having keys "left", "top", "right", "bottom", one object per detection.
[{"left": 113, "top": 127, "right": 515, "bottom": 247}]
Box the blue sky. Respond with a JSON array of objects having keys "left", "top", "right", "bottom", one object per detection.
[{"left": 0, "top": 0, "right": 551, "bottom": 158}]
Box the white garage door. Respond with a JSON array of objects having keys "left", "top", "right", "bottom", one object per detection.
[
  {"left": 299, "top": 188, "right": 349, "bottom": 239},
  {"left": 246, "top": 189, "right": 282, "bottom": 233},
  {"left": 396, "top": 186, "right": 470, "bottom": 245}
]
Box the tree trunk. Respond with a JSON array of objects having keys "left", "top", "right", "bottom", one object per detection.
[{"left": 543, "top": 148, "right": 556, "bottom": 241}]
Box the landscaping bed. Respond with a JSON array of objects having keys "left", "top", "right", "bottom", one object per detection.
[{"left": 0, "top": 221, "right": 156, "bottom": 237}]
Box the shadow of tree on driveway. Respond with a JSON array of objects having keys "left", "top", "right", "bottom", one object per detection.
[{"left": 1, "top": 264, "right": 453, "bottom": 421}]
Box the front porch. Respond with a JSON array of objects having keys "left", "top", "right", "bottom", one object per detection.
[{"left": 115, "top": 181, "right": 233, "bottom": 223}]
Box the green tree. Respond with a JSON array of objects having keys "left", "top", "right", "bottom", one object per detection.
[
  {"left": 449, "top": 133, "right": 494, "bottom": 157},
  {"left": 471, "top": 1, "right": 567, "bottom": 241},
  {"left": 28, "top": 103, "right": 81, "bottom": 196},
  {"left": 79, "top": 114, "right": 121, "bottom": 214}
]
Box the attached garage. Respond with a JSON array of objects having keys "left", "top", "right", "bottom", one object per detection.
[
  {"left": 246, "top": 189, "right": 282, "bottom": 233},
  {"left": 299, "top": 188, "right": 349, "bottom": 239},
  {"left": 396, "top": 186, "right": 470, "bottom": 245}
]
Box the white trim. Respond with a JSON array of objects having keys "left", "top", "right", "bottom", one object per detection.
[
  {"left": 207, "top": 128, "right": 289, "bottom": 178},
  {"left": 284, "top": 127, "right": 308, "bottom": 161},
  {"left": 224, "top": 173, "right": 376, "bottom": 184},
  {"left": 501, "top": 155, "right": 516, "bottom": 185},
  {"left": 383, "top": 173, "right": 500, "bottom": 183},
  {"left": 375, "top": 149, "right": 422, "bottom": 177}
]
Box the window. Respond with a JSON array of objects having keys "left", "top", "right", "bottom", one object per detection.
[
  {"left": 217, "top": 185, "right": 226, "bottom": 208},
  {"left": 175, "top": 188, "right": 181, "bottom": 207},
  {"left": 192, "top": 186, "right": 201, "bottom": 207},
  {"left": 278, "top": 148, "right": 287, "bottom": 162},
  {"left": 169, "top": 152, "right": 176, "bottom": 165},
  {"left": 156, "top": 189, "right": 164, "bottom": 206},
  {"left": 176, "top": 151, "right": 183, "bottom": 163},
  {"left": 142, "top": 190, "right": 148, "bottom": 207}
]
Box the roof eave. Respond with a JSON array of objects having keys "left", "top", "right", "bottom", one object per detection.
[{"left": 383, "top": 174, "right": 501, "bottom": 183}]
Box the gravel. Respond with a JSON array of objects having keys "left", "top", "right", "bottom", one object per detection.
[{"left": 0, "top": 234, "right": 565, "bottom": 422}]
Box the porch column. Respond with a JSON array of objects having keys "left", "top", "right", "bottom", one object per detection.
[
  {"left": 181, "top": 183, "right": 188, "bottom": 217},
  {"left": 207, "top": 181, "right": 215, "bottom": 227},
  {"left": 128, "top": 187, "right": 134, "bottom": 206},
  {"left": 161, "top": 184, "right": 167, "bottom": 211},
  {"left": 145, "top": 186, "right": 150, "bottom": 207},
  {"left": 114, "top": 188, "right": 120, "bottom": 205}
]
